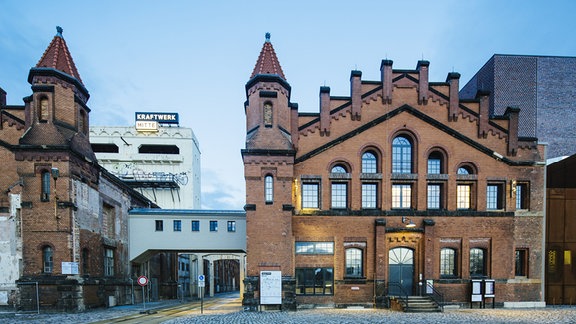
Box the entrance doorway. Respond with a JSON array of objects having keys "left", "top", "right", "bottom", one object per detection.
[{"left": 388, "top": 247, "right": 414, "bottom": 295}]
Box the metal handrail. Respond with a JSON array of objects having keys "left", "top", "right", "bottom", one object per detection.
[
  {"left": 425, "top": 282, "right": 444, "bottom": 312},
  {"left": 386, "top": 281, "right": 410, "bottom": 309}
]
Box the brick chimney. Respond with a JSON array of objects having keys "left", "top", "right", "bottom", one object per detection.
[
  {"left": 350, "top": 70, "right": 362, "bottom": 121},
  {"left": 417, "top": 60, "right": 429, "bottom": 105},
  {"left": 380, "top": 60, "right": 393, "bottom": 104},
  {"left": 447, "top": 72, "right": 460, "bottom": 121},
  {"left": 505, "top": 106, "right": 520, "bottom": 156},
  {"left": 476, "top": 90, "right": 490, "bottom": 138},
  {"left": 320, "top": 86, "right": 331, "bottom": 136}
]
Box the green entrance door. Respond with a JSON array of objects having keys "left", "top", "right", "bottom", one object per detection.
[{"left": 388, "top": 247, "right": 414, "bottom": 296}]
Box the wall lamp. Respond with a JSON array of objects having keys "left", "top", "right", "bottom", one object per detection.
[{"left": 402, "top": 216, "right": 416, "bottom": 228}]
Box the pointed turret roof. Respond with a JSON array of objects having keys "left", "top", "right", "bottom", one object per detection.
[
  {"left": 250, "top": 33, "right": 286, "bottom": 79},
  {"left": 36, "top": 26, "right": 83, "bottom": 84}
]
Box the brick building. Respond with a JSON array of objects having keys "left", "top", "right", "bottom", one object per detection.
[
  {"left": 460, "top": 54, "right": 576, "bottom": 159},
  {"left": 546, "top": 154, "right": 576, "bottom": 305},
  {"left": 242, "top": 34, "right": 546, "bottom": 309},
  {"left": 0, "top": 27, "right": 156, "bottom": 311}
]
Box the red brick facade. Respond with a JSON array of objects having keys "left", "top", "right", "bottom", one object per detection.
[
  {"left": 0, "top": 28, "right": 154, "bottom": 311},
  {"left": 242, "top": 36, "right": 546, "bottom": 309}
]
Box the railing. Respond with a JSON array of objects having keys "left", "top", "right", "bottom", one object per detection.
[
  {"left": 386, "top": 282, "right": 410, "bottom": 309},
  {"left": 425, "top": 282, "right": 444, "bottom": 312}
]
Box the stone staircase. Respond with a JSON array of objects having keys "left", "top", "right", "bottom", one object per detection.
[{"left": 403, "top": 295, "right": 443, "bottom": 312}]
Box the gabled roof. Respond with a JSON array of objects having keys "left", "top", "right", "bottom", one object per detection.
[
  {"left": 250, "top": 33, "right": 286, "bottom": 80},
  {"left": 35, "top": 26, "right": 83, "bottom": 84}
]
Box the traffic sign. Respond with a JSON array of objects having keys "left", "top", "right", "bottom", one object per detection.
[
  {"left": 137, "top": 275, "right": 149, "bottom": 287},
  {"left": 198, "top": 274, "right": 205, "bottom": 287}
]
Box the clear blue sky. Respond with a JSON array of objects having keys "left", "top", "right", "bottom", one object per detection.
[{"left": 1, "top": 1, "right": 575, "bottom": 210}]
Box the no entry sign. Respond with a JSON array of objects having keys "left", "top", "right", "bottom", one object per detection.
[{"left": 137, "top": 275, "right": 149, "bottom": 287}]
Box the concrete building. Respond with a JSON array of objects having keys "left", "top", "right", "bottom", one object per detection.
[
  {"left": 90, "top": 123, "right": 201, "bottom": 210},
  {"left": 128, "top": 209, "right": 245, "bottom": 299},
  {"left": 0, "top": 27, "right": 157, "bottom": 311},
  {"left": 242, "top": 34, "right": 546, "bottom": 310},
  {"left": 460, "top": 54, "right": 576, "bottom": 159}
]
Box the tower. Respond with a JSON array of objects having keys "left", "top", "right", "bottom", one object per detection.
[{"left": 242, "top": 33, "right": 297, "bottom": 310}]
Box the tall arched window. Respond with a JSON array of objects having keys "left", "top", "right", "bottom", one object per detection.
[
  {"left": 331, "top": 165, "right": 348, "bottom": 209},
  {"left": 41, "top": 170, "right": 51, "bottom": 201},
  {"left": 345, "top": 248, "right": 363, "bottom": 277},
  {"left": 392, "top": 136, "right": 412, "bottom": 173},
  {"left": 440, "top": 248, "right": 457, "bottom": 277},
  {"left": 361, "top": 151, "right": 377, "bottom": 173},
  {"left": 43, "top": 246, "right": 53, "bottom": 273},
  {"left": 264, "top": 175, "right": 273, "bottom": 203},
  {"left": 470, "top": 248, "right": 486, "bottom": 277}
]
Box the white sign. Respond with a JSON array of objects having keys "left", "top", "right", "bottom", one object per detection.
[
  {"left": 135, "top": 120, "right": 159, "bottom": 132},
  {"left": 260, "top": 271, "right": 282, "bottom": 305},
  {"left": 62, "top": 262, "right": 79, "bottom": 275}
]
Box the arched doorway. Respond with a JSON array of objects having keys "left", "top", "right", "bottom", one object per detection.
[{"left": 388, "top": 247, "right": 414, "bottom": 295}]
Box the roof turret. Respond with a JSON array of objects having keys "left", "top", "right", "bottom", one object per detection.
[
  {"left": 35, "top": 26, "right": 83, "bottom": 84},
  {"left": 250, "top": 33, "right": 286, "bottom": 79}
]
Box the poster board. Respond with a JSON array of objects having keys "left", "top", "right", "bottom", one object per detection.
[
  {"left": 471, "top": 280, "right": 482, "bottom": 302},
  {"left": 484, "top": 279, "right": 495, "bottom": 298},
  {"left": 260, "top": 271, "right": 282, "bottom": 305},
  {"left": 62, "top": 262, "right": 79, "bottom": 275}
]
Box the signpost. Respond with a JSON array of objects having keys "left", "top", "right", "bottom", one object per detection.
[
  {"left": 138, "top": 275, "right": 149, "bottom": 312},
  {"left": 198, "top": 274, "right": 205, "bottom": 314}
]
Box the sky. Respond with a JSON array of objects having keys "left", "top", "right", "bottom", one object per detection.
[{"left": 1, "top": 1, "right": 575, "bottom": 210}]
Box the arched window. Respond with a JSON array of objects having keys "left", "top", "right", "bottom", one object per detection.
[
  {"left": 331, "top": 165, "right": 348, "bottom": 209},
  {"left": 41, "top": 170, "right": 51, "bottom": 201},
  {"left": 345, "top": 248, "right": 363, "bottom": 277},
  {"left": 440, "top": 248, "right": 457, "bottom": 277},
  {"left": 392, "top": 136, "right": 412, "bottom": 173},
  {"left": 470, "top": 248, "right": 486, "bottom": 277},
  {"left": 264, "top": 175, "right": 273, "bottom": 203},
  {"left": 39, "top": 97, "right": 49, "bottom": 121},
  {"left": 457, "top": 164, "right": 476, "bottom": 210},
  {"left": 43, "top": 246, "right": 53, "bottom": 273},
  {"left": 458, "top": 166, "right": 473, "bottom": 174},
  {"left": 361, "top": 151, "right": 377, "bottom": 173},
  {"left": 331, "top": 165, "right": 346, "bottom": 174}
]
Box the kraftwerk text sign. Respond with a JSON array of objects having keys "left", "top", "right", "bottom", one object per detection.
[{"left": 135, "top": 112, "right": 179, "bottom": 131}]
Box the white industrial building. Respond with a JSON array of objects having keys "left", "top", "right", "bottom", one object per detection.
[{"left": 90, "top": 115, "right": 201, "bottom": 210}]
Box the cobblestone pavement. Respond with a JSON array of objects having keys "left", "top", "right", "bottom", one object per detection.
[
  {"left": 1, "top": 293, "right": 576, "bottom": 324},
  {"left": 165, "top": 307, "right": 576, "bottom": 324}
]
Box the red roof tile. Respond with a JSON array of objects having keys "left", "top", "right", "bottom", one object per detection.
[
  {"left": 36, "top": 26, "right": 83, "bottom": 84},
  {"left": 250, "top": 33, "right": 286, "bottom": 80}
]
